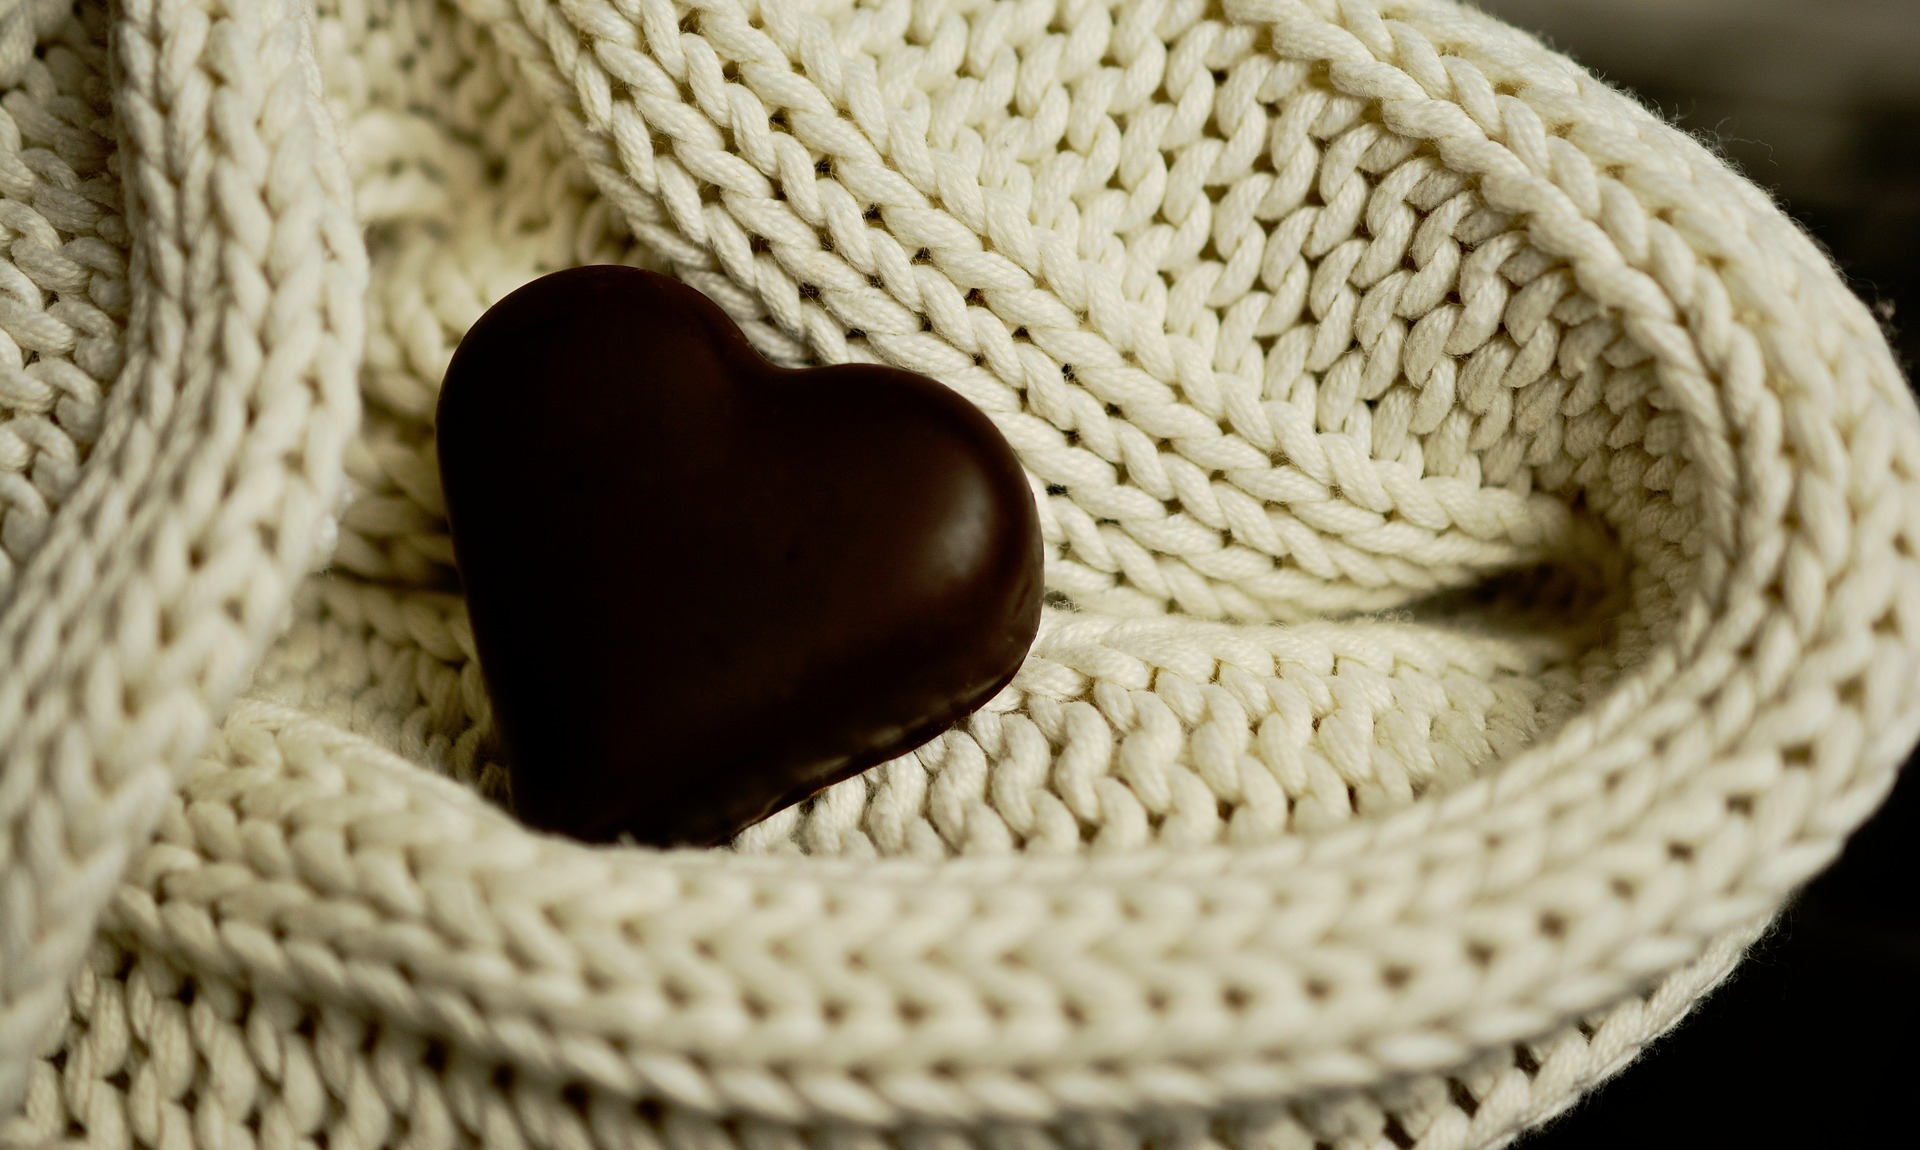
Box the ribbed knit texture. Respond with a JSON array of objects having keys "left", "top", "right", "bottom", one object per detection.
[{"left": 2, "top": 1, "right": 1916, "bottom": 1148}]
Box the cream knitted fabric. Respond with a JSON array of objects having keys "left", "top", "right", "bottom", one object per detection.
[
  {"left": 0, "top": 0, "right": 365, "bottom": 1127},
  {"left": 3, "top": 0, "right": 1919, "bottom": 1148}
]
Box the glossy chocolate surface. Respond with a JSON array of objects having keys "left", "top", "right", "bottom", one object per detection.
[{"left": 437, "top": 266, "right": 1043, "bottom": 846}]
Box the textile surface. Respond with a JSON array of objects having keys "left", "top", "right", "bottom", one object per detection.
[{"left": 1, "top": 0, "right": 1916, "bottom": 1148}]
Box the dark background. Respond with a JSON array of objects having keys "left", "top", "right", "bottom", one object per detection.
[{"left": 1466, "top": 1, "right": 1920, "bottom": 1145}]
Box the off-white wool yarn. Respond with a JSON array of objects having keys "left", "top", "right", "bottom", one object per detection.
[{"left": 2, "top": 0, "right": 1918, "bottom": 1147}]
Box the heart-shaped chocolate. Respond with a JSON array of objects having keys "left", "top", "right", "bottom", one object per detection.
[{"left": 437, "top": 266, "right": 1043, "bottom": 846}]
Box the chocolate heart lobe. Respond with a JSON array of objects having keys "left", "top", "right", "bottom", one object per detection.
[{"left": 437, "top": 266, "right": 1043, "bottom": 846}]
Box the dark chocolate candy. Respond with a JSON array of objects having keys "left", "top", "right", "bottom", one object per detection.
[{"left": 436, "top": 266, "right": 1043, "bottom": 847}]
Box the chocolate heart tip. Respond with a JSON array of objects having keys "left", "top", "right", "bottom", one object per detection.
[{"left": 438, "top": 265, "right": 1043, "bottom": 849}]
